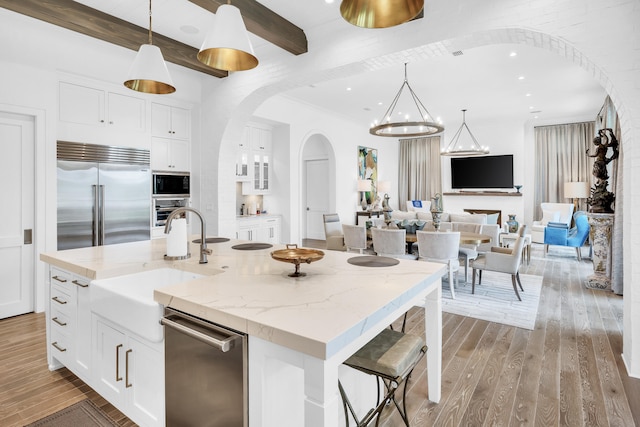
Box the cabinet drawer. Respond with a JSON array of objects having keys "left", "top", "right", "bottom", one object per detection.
[
  {"left": 50, "top": 306, "right": 73, "bottom": 333},
  {"left": 50, "top": 284, "right": 74, "bottom": 314},
  {"left": 50, "top": 328, "right": 72, "bottom": 363},
  {"left": 50, "top": 268, "right": 74, "bottom": 293}
]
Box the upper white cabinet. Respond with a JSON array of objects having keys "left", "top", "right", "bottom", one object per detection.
[
  {"left": 151, "top": 137, "right": 190, "bottom": 171},
  {"left": 59, "top": 81, "right": 145, "bottom": 132},
  {"left": 235, "top": 127, "right": 250, "bottom": 180},
  {"left": 151, "top": 103, "right": 190, "bottom": 140},
  {"left": 241, "top": 124, "right": 273, "bottom": 194},
  {"left": 151, "top": 103, "right": 191, "bottom": 172}
]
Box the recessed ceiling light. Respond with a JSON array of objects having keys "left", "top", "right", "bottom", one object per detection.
[
  {"left": 525, "top": 93, "right": 531, "bottom": 97},
  {"left": 518, "top": 76, "right": 525, "bottom": 80},
  {"left": 180, "top": 25, "right": 199, "bottom": 34},
  {"left": 377, "top": 102, "right": 383, "bottom": 105},
  {"left": 324, "top": 0, "right": 335, "bottom": 3},
  {"left": 346, "top": 87, "right": 351, "bottom": 91},
  {"left": 509, "top": 52, "right": 517, "bottom": 57},
  {"left": 529, "top": 106, "right": 534, "bottom": 109}
]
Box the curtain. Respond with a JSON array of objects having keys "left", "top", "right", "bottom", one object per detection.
[
  {"left": 596, "top": 95, "right": 623, "bottom": 295},
  {"left": 398, "top": 136, "right": 441, "bottom": 210},
  {"left": 534, "top": 122, "right": 595, "bottom": 219}
]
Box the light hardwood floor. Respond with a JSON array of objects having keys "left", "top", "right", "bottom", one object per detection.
[{"left": 1, "top": 242, "right": 638, "bottom": 426}]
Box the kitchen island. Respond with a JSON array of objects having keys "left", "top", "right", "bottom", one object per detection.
[{"left": 41, "top": 237, "right": 445, "bottom": 426}]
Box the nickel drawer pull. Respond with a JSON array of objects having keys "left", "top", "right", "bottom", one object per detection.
[
  {"left": 72, "top": 279, "right": 88, "bottom": 288},
  {"left": 125, "top": 349, "right": 133, "bottom": 388},
  {"left": 52, "top": 342, "right": 67, "bottom": 352},
  {"left": 52, "top": 317, "right": 67, "bottom": 326},
  {"left": 116, "top": 344, "right": 123, "bottom": 382},
  {"left": 52, "top": 296, "right": 67, "bottom": 305},
  {"left": 52, "top": 275, "right": 67, "bottom": 283}
]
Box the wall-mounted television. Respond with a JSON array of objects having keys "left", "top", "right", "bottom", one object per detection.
[{"left": 450, "top": 154, "right": 514, "bottom": 189}]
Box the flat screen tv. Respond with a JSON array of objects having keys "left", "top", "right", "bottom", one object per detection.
[{"left": 451, "top": 154, "right": 514, "bottom": 189}]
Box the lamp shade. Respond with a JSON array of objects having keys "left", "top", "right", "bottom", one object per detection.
[
  {"left": 564, "top": 181, "right": 589, "bottom": 199},
  {"left": 357, "top": 179, "right": 372, "bottom": 192},
  {"left": 340, "top": 0, "right": 424, "bottom": 28},
  {"left": 377, "top": 181, "right": 391, "bottom": 193},
  {"left": 197, "top": 4, "right": 258, "bottom": 72},
  {"left": 124, "top": 44, "right": 176, "bottom": 94}
]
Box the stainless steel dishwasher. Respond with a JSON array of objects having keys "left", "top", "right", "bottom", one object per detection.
[{"left": 161, "top": 307, "right": 248, "bottom": 427}]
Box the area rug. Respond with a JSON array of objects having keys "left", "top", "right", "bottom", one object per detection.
[
  {"left": 25, "top": 399, "right": 118, "bottom": 427},
  {"left": 441, "top": 271, "right": 543, "bottom": 330}
]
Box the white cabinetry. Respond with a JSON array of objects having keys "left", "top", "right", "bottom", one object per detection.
[
  {"left": 237, "top": 216, "right": 281, "bottom": 243},
  {"left": 45, "top": 265, "right": 164, "bottom": 427},
  {"left": 235, "top": 127, "right": 251, "bottom": 180},
  {"left": 151, "top": 103, "right": 190, "bottom": 140},
  {"left": 151, "top": 103, "right": 191, "bottom": 172},
  {"left": 48, "top": 267, "right": 92, "bottom": 381},
  {"left": 58, "top": 81, "right": 146, "bottom": 148},
  {"left": 151, "top": 137, "right": 190, "bottom": 171},
  {"left": 93, "top": 317, "right": 164, "bottom": 427},
  {"left": 239, "top": 125, "right": 272, "bottom": 194}
]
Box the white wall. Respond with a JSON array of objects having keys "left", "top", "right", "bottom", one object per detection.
[{"left": 253, "top": 96, "right": 400, "bottom": 243}]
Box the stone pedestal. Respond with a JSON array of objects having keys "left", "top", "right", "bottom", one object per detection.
[{"left": 586, "top": 213, "right": 614, "bottom": 290}]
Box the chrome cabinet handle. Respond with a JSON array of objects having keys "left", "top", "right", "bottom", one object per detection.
[
  {"left": 52, "top": 275, "right": 67, "bottom": 283},
  {"left": 52, "top": 296, "right": 67, "bottom": 305},
  {"left": 125, "top": 349, "right": 133, "bottom": 388},
  {"left": 116, "top": 344, "right": 123, "bottom": 382},
  {"left": 72, "top": 279, "right": 88, "bottom": 288},
  {"left": 52, "top": 317, "right": 67, "bottom": 326},
  {"left": 52, "top": 342, "right": 66, "bottom": 352}
]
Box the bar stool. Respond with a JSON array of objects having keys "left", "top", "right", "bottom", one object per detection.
[{"left": 338, "top": 328, "right": 427, "bottom": 426}]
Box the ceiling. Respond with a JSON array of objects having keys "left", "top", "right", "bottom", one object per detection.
[{"left": 37, "top": 1, "right": 607, "bottom": 129}]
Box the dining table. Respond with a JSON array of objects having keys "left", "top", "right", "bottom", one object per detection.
[{"left": 367, "top": 228, "right": 492, "bottom": 253}]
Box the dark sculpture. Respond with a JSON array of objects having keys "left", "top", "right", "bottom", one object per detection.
[{"left": 586, "top": 128, "right": 619, "bottom": 213}]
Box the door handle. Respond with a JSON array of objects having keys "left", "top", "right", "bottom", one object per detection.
[
  {"left": 116, "top": 344, "right": 123, "bottom": 382},
  {"left": 306, "top": 207, "right": 310, "bottom": 211},
  {"left": 24, "top": 229, "right": 33, "bottom": 245},
  {"left": 125, "top": 349, "right": 133, "bottom": 388},
  {"left": 92, "top": 185, "right": 99, "bottom": 246},
  {"left": 99, "top": 185, "right": 105, "bottom": 246}
]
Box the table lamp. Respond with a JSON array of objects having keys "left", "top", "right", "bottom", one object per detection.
[
  {"left": 564, "top": 181, "right": 589, "bottom": 212},
  {"left": 357, "top": 179, "right": 371, "bottom": 211}
]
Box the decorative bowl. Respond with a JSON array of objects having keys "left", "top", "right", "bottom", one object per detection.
[{"left": 271, "top": 244, "right": 324, "bottom": 277}]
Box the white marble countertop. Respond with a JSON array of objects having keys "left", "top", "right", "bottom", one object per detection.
[{"left": 41, "top": 237, "right": 445, "bottom": 360}]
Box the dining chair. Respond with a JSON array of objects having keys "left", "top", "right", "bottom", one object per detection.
[
  {"left": 416, "top": 231, "right": 460, "bottom": 299},
  {"left": 451, "top": 222, "right": 481, "bottom": 283},
  {"left": 322, "top": 213, "right": 345, "bottom": 251},
  {"left": 342, "top": 224, "right": 371, "bottom": 254},
  {"left": 371, "top": 228, "right": 418, "bottom": 260},
  {"left": 471, "top": 225, "right": 528, "bottom": 301}
]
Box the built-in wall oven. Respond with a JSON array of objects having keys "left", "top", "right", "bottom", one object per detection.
[
  {"left": 152, "top": 171, "right": 190, "bottom": 229},
  {"left": 153, "top": 171, "right": 190, "bottom": 198},
  {"left": 153, "top": 197, "right": 189, "bottom": 227}
]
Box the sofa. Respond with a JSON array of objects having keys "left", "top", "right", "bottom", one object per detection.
[
  {"left": 530, "top": 202, "right": 574, "bottom": 243},
  {"left": 379, "top": 210, "right": 501, "bottom": 253}
]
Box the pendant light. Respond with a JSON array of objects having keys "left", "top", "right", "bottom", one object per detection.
[
  {"left": 124, "top": 0, "right": 176, "bottom": 94},
  {"left": 197, "top": 1, "right": 258, "bottom": 72},
  {"left": 441, "top": 109, "right": 489, "bottom": 156},
  {"left": 340, "top": 0, "right": 424, "bottom": 28},
  {"left": 370, "top": 63, "right": 443, "bottom": 137}
]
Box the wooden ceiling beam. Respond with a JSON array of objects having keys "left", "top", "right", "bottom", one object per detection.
[
  {"left": 1, "top": 0, "right": 309, "bottom": 77},
  {"left": 188, "top": 0, "right": 308, "bottom": 56}
]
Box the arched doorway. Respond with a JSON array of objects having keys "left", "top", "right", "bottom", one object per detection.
[{"left": 300, "top": 133, "right": 336, "bottom": 242}]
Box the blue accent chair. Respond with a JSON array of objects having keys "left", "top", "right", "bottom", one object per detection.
[{"left": 544, "top": 211, "right": 590, "bottom": 260}]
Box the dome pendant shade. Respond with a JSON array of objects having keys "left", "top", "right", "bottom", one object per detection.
[
  {"left": 340, "top": 0, "right": 424, "bottom": 28},
  {"left": 197, "top": 4, "right": 258, "bottom": 72},
  {"left": 124, "top": 44, "right": 176, "bottom": 94}
]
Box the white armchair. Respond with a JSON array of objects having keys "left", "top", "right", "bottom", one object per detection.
[{"left": 530, "top": 203, "right": 574, "bottom": 243}]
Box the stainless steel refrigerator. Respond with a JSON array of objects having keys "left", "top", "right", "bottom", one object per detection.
[{"left": 57, "top": 141, "right": 151, "bottom": 250}]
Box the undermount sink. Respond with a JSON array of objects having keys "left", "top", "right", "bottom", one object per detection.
[{"left": 90, "top": 268, "right": 204, "bottom": 342}]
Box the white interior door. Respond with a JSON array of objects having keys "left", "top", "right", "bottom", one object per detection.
[
  {"left": 305, "top": 159, "right": 329, "bottom": 240},
  {"left": 0, "top": 112, "right": 35, "bottom": 319}
]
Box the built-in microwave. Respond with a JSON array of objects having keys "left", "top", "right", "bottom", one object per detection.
[{"left": 153, "top": 172, "right": 190, "bottom": 197}]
